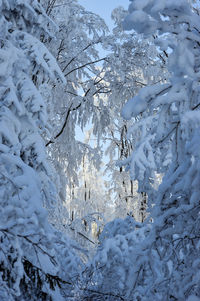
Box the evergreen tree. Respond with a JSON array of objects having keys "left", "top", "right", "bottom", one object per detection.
[{"left": 0, "top": 1, "right": 81, "bottom": 299}]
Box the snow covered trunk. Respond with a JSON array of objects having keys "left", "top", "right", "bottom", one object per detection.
[{"left": 0, "top": 1, "right": 81, "bottom": 299}]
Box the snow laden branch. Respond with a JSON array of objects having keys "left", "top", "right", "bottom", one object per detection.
[
  {"left": 45, "top": 73, "right": 108, "bottom": 147},
  {"left": 0, "top": 1, "right": 83, "bottom": 299},
  {"left": 85, "top": 1, "right": 200, "bottom": 300},
  {"left": 61, "top": 41, "right": 102, "bottom": 73},
  {"left": 64, "top": 57, "right": 107, "bottom": 77}
]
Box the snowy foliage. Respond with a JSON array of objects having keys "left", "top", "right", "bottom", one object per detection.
[
  {"left": 83, "top": 0, "right": 200, "bottom": 300},
  {"left": 2, "top": 0, "right": 200, "bottom": 300},
  {"left": 101, "top": 6, "right": 166, "bottom": 222},
  {"left": 43, "top": 0, "right": 108, "bottom": 194},
  {"left": 0, "top": 1, "right": 82, "bottom": 299},
  {"left": 42, "top": 2, "right": 165, "bottom": 227}
]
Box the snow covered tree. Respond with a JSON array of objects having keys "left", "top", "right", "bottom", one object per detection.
[
  {"left": 39, "top": 1, "right": 162, "bottom": 224},
  {"left": 101, "top": 6, "right": 166, "bottom": 221},
  {"left": 0, "top": 1, "right": 82, "bottom": 299},
  {"left": 82, "top": 1, "right": 200, "bottom": 300},
  {"left": 66, "top": 152, "right": 107, "bottom": 248},
  {"left": 41, "top": 0, "right": 108, "bottom": 200}
]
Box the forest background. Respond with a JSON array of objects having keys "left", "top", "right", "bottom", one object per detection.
[{"left": 0, "top": 0, "right": 200, "bottom": 300}]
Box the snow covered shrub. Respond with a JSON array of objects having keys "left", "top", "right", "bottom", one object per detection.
[
  {"left": 0, "top": 1, "right": 82, "bottom": 299},
  {"left": 81, "top": 216, "right": 152, "bottom": 300}
]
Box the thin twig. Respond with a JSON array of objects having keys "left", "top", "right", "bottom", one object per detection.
[{"left": 64, "top": 57, "right": 106, "bottom": 77}]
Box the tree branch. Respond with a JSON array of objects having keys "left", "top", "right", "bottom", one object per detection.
[
  {"left": 62, "top": 42, "right": 95, "bottom": 73},
  {"left": 70, "top": 227, "right": 96, "bottom": 245},
  {"left": 64, "top": 57, "right": 106, "bottom": 78},
  {"left": 46, "top": 104, "right": 73, "bottom": 147},
  {"left": 46, "top": 0, "right": 56, "bottom": 15},
  {"left": 22, "top": 258, "right": 124, "bottom": 300},
  {"left": 0, "top": 229, "right": 57, "bottom": 265}
]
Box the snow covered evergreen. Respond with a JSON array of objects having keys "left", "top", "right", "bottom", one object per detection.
[
  {"left": 0, "top": 1, "right": 82, "bottom": 300},
  {"left": 83, "top": 1, "right": 200, "bottom": 300},
  {"left": 122, "top": 1, "right": 200, "bottom": 298}
]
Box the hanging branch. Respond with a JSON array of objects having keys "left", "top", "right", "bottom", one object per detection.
[
  {"left": 62, "top": 42, "right": 99, "bottom": 73},
  {"left": 45, "top": 75, "right": 109, "bottom": 147}
]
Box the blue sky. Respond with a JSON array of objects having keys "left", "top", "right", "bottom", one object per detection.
[{"left": 79, "top": 0, "right": 130, "bottom": 28}]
